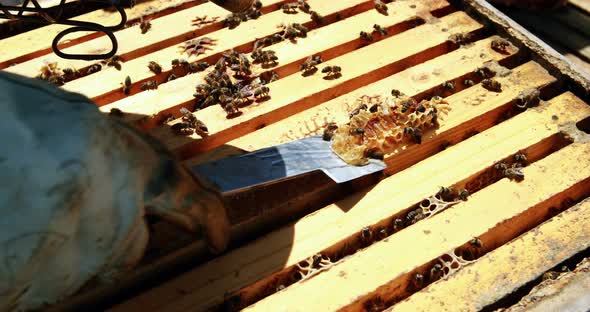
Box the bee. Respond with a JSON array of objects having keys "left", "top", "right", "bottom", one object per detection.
[
  {"left": 322, "top": 122, "right": 338, "bottom": 141},
  {"left": 321, "top": 65, "right": 342, "bottom": 79},
  {"left": 413, "top": 273, "right": 424, "bottom": 289},
  {"left": 504, "top": 164, "right": 525, "bottom": 181},
  {"left": 224, "top": 13, "right": 243, "bottom": 29},
  {"left": 261, "top": 71, "right": 280, "bottom": 84},
  {"left": 253, "top": 85, "right": 270, "bottom": 100},
  {"left": 491, "top": 38, "right": 511, "bottom": 54},
  {"left": 279, "top": 23, "right": 308, "bottom": 39},
  {"left": 180, "top": 107, "right": 209, "bottom": 136},
  {"left": 61, "top": 67, "right": 79, "bottom": 79},
  {"left": 86, "top": 64, "right": 102, "bottom": 75},
  {"left": 392, "top": 218, "right": 404, "bottom": 231},
  {"left": 170, "top": 122, "right": 195, "bottom": 136},
  {"left": 140, "top": 80, "right": 158, "bottom": 91},
  {"left": 349, "top": 103, "right": 367, "bottom": 118},
  {"left": 404, "top": 127, "right": 423, "bottom": 144},
  {"left": 373, "top": 24, "right": 388, "bottom": 36},
  {"left": 416, "top": 103, "right": 426, "bottom": 113},
  {"left": 391, "top": 89, "right": 404, "bottom": 97},
  {"left": 464, "top": 79, "right": 475, "bottom": 87},
  {"left": 377, "top": 228, "right": 388, "bottom": 240},
  {"left": 148, "top": 61, "right": 162, "bottom": 74},
  {"left": 352, "top": 127, "right": 365, "bottom": 135},
  {"left": 281, "top": 2, "right": 299, "bottom": 14},
  {"left": 474, "top": 67, "right": 493, "bottom": 78},
  {"left": 139, "top": 20, "right": 151, "bottom": 34},
  {"left": 458, "top": 189, "right": 469, "bottom": 201},
  {"left": 224, "top": 101, "right": 243, "bottom": 119},
  {"left": 102, "top": 55, "right": 122, "bottom": 71},
  {"left": 430, "top": 263, "right": 444, "bottom": 281},
  {"left": 515, "top": 88, "right": 540, "bottom": 110},
  {"left": 366, "top": 148, "right": 384, "bottom": 160},
  {"left": 441, "top": 81, "right": 455, "bottom": 91},
  {"left": 369, "top": 104, "right": 379, "bottom": 113},
  {"left": 360, "top": 226, "right": 373, "bottom": 245},
  {"left": 292, "top": 23, "right": 309, "bottom": 37},
  {"left": 405, "top": 208, "right": 425, "bottom": 226},
  {"left": 399, "top": 98, "right": 415, "bottom": 113},
  {"left": 448, "top": 32, "right": 472, "bottom": 46},
  {"left": 360, "top": 31, "right": 373, "bottom": 42},
  {"left": 482, "top": 78, "right": 502, "bottom": 92},
  {"left": 437, "top": 186, "right": 455, "bottom": 202},
  {"left": 121, "top": 75, "right": 132, "bottom": 94},
  {"left": 374, "top": 0, "right": 388, "bottom": 15},
  {"left": 167, "top": 73, "right": 177, "bottom": 82},
  {"left": 298, "top": 0, "right": 311, "bottom": 13},
  {"left": 252, "top": 49, "right": 278, "bottom": 66},
  {"left": 514, "top": 153, "right": 528, "bottom": 164},
  {"left": 310, "top": 10, "right": 323, "bottom": 24},
  {"left": 299, "top": 55, "right": 322, "bottom": 76},
  {"left": 469, "top": 237, "right": 483, "bottom": 248},
  {"left": 109, "top": 108, "right": 124, "bottom": 117}
]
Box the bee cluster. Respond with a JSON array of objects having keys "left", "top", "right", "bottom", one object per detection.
[
  {"left": 298, "top": 55, "right": 323, "bottom": 76},
  {"left": 327, "top": 93, "right": 451, "bottom": 166},
  {"left": 139, "top": 20, "right": 151, "bottom": 34},
  {"left": 36, "top": 62, "right": 80, "bottom": 86},
  {"left": 171, "top": 58, "right": 210, "bottom": 74},
  {"left": 494, "top": 152, "right": 528, "bottom": 182},
  {"left": 251, "top": 49, "right": 278, "bottom": 67},
  {"left": 321, "top": 65, "right": 341, "bottom": 79},
  {"left": 278, "top": 22, "right": 309, "bottom": 40},
  {"left": 280, "top": 0, "right": 323, "bottom": 24},
  {"left": 448, "top": 32, "right": 473, "bottom": 46},
  {"left": 170, "top": 107, "right": 209, "bottom": 136},
  {"left": 180, "top": 37, "right": 216, "bottom": 57},
  {"left": 190, "top": 48, "right": 274, "bottom": 120},
  {"left": 374, "top": 0, "right": 388, "bottom": 15},
  {"left": 359, "top": 24, "right": 388, "bottom": 43},
  {"left": 223, "top": 0, "right": 262, "bottom": 29}
]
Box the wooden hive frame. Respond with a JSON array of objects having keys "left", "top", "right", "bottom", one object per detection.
[{"left": 1, "top": 0, "right": 590, "bottom": 311}]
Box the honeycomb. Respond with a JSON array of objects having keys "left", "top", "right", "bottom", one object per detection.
[{"left": 330, "top": 94, "right": 451, "bottom": 165}]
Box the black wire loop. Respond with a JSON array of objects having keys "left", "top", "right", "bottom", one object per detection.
[{"left": 0, "top": 1, "right": 131, "bottom": 60}]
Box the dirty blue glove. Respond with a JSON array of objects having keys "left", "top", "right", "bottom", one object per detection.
[{"left": 0, "top": 71, "right": 230, "bottom": 312}]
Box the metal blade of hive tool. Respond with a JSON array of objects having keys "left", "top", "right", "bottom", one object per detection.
[{"left": 191, "top": 135, "right": 386, "bottom": 193}]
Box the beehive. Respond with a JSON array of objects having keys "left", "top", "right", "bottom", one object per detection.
[{"left": 1, "top": 0, "right": 590, "bottom": 311}]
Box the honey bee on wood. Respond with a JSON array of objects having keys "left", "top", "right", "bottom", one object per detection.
[
  {"left": 464, "top": 79, "right": 475, "bottom": 87},
  {"left": 279, "top": 23, "right": 308, "bottom": 40},
  {"left": 469, "top": 237, "right": 483, "bottom": 248},
  {"left": 393, "top": 218, "right": 404, "bottom": 231},
  {"left": 373, "top": 24, "right": 388, "bottom": 36},
  {"left": 121, "top": 76, "right": 132, "bottom": 94},
  {"left": 310, "top": 10, "right": 323, "bottom": 24},
  {"left": 405, "top": 208, "right": 424, "bottom": 226},
  {"left": 61, "top": 67, "right": 80, "bottom": 79},
  {"left": 148, "top": 61, "right": 162, "bottom": 74},
  {"left": 514, "top": 152, "right": 528, "bottom": 165},
  {"left": 223, "top": 101, "right": 243, "bottom": 119},
  {"left": 322, "top": 65, "right": 342, "bottom": 79},
  {"left": 298, "top": 0, "right": 311, "bottom": 13},
  {"left": 491, "top": 38, "right": 512, "bottom": 54},
  {"left": 140, "top": 80, "right": 158, "bottom": 91},
  {"left": 167, "top": 73, "right": 177, "bottom": 82},
  {"left": 253, "top": 85, "right": 270, "bottom": 100},
  {"left": 322, "top": 122, "right": 339, "bottom": 141},
  {"left": 299, "top": 55, "right": 322, "bottom": 76},
  {"left": 482, "top": 78, "right": 502, "bottom": 92},
  {"left": 441, "top": 81, "right": 455, "bottom": 91},
  {"left": 430, "top": 263, "right": 443, "bottom": 281},
  {"left": 109, "top": 108, "right": 124, "bottom": 117},
  {"left": 86, "top": 64, "right": 102, "bottom": 75},
  {"left": 101, "top": 55, "right": 123, "bottom": 71},
  {"left": 404, "top": 127, "right": 423, "bottom": 144},
  {"left": 495, "top": 162, "right": 524, "bottom": 181},
  {"left": 458, "top": 189, "right": 469, "bottom": 201},
  {"left": 360, "top": 226, "right": 373, "bottom": 245},
  {"left": 448, "top": 32, "right": 472, "bottom": 46},
  {"left": 515, "top": 87, "right": 540, "bottom": 110},
  {"left": 437, "top": 186, "right": 455, "bottom": 202},
  {"left": 374, "top": 0, "right": 388, "bottom": 15},
  {"left": 360, "top": 31, "right": 373, "bottom": 42},
  {"left": 413, "top": 273, "right": 425, "bottom": 289},
  {"left": 180, "top": 107, "right": 209, "bottom": 136},
  {"left": 391, "top": 89, "right": 404, "bottom": 97},
  {"left": 139, "top": 20, "right": 151, "bottom": 34},
  {"left": 170, "top": 122, "right": 195, "bottom": 136},
  {"left": 281, "top": 2, "right": 299, "bottom": 14},
  {"left": 251, "top": 49, "right": 278, "bottom": 67}
]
